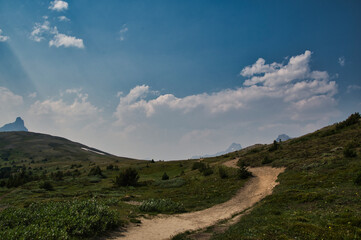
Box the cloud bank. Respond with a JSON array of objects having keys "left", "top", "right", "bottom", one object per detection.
[
  {"left": 0, "top": 51, "right": 342, "bottom": 159},
  {"left": 114, "top": 50, "right": 338, "bottom": 126}
]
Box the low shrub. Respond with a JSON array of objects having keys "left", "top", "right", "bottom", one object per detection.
[
  {"left": 344, "top": 148, "right": 357, "bottom": 158},
  {"left": 88, "top": 166, "right": 105, "bottom": 178},
  {"left": 237, "top": 166, "right": 253, "bottom": 179},
  {"left": 192, "top": 162, "right": 213, "bottom": 176},
  {"left": 153, "top": 178, "right": 186, "bottom": 188},
  {"left": 269, "top": 140, "right": 279, "bottom": 152},
  {"left": 139, "top": 199, "right": 185, "bottom": 213},
  {"left": 262, "top": 155, "right": 273, "bottom": 164},
  {"left": 115, "top": 167, "right": 139, "bottom": 187},
  {"left": 202, "top": 167, "right": 214, "bottom": 176},
  {"left": 39, "top": 181, "right": 54, "bottom": 191},
  {"left": 162, "top": 172, "right": 169, "bottom": 180},
  {"left": 218, "top": 166, "right": 228, "bottom": 179},
  {"left": 192, "top": 162, "right": 206, "bottom": 171}
]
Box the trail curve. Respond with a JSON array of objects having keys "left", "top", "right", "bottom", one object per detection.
[{"left": 111, "top": 161, "right": 285, "bottom": 240}]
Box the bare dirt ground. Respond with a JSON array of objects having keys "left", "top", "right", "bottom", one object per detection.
[{"left": 109, "top": 160, "right": 285, "bottom": 240}]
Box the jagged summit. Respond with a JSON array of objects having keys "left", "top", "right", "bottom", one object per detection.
[
  {"left": 226, "top": 143, "right": 242, "bottom": 153},
  {"left": 0, "top": 117, "right": 28, "bottom": 132},
  {"left": 192, "top": 142, "right": 242, "bottom": 159},
  {"left": 276, "top": 134, "right": 291, "bottom": 142}
]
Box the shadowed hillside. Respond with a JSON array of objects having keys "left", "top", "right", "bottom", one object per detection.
[{"left": 0, "top": 131, "right": 136, "bottom": 165}]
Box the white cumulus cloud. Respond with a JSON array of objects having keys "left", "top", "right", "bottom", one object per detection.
[
  {"left": 49, "top": 32, "right": 84, "bottom": 48},
  {"left": 58, "top": 16, "right": 70, "bottom": 22},
  {"left": 30, "top": 8, "right": 84, "bottom": 48},
  {"left": 49, "top": 0, "right": 69, "bottom": 11}
]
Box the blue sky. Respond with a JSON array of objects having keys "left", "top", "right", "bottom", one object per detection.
[{"left": 0, "top": 0, "right": 360, "bottom": 159}]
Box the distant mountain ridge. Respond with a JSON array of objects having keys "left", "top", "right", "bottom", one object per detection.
[
  {"left": 276, "top": 134, "right": 291, "bottom": 142},
  {"left": 0, "top": 117, "right": 28, "bottom": 132},
  {"left": 192, "top": 143, "right": 242, "bottom": 159}
]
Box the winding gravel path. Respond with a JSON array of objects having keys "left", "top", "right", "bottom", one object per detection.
[{"left": 112, "top": 161, "right": 284, "bottom": 240}]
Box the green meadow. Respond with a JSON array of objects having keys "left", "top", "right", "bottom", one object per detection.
[{"left": 0, "top": 113, "right": 360, "bottom": 239}]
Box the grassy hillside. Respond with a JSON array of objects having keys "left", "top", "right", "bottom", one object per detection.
[
  {"left": 195, "top": 114, "right": 360, "bottom": 240},
  {"left": 0, "top": 131, "right": 246, "bottom": 239}
]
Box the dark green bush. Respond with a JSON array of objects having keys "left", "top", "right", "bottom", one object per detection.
[
  {"left": 203, "top": 167, "right": 214, "bottom": 176},
  {"left": 51, "top": 171, "right": 64, "bottom": 181},
  {"left": 262, "top": 155, "right": 273, "bottom": 164},
  {"left": 39, "top": 181, "right": 54, "bottom": 191},
  {"left": 115, "top": 167, "right": 139, "bottom": 187},
  {"left": 0, "top": 167, "right": 11, "bottom": 179},
  {"left": 237, "top": 159, "right": 248, "bottom": 167},
  {"left": 218, "top": 166, "right": 228, "bottom": 179},
  {"left": 162, "top": 172, "right": 169, "bottom": 180},
  {"left": 139, "top": 199, "right": 185, "bottom": 213},
  {"left": 355, "top": 173, "right": 361, "bottom": 186},
  {"left": 88, "top": 166, "right": 105, "bottom": 178},
  {"left": 343, "top": 145, "right": 357, "bottom": 158},
  {"left": 269, "top": 140, "right": 279, "bottom": 152},
  {"left": 192, "top": 162, "right": 206, "bottom": 171},
  {"left": 237, "top": 166, "right": 253, "bottom": 179},
  {"left": 6, "top": 170, "right": 38, "bottom": 188}
]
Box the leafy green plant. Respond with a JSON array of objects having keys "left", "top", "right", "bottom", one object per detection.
[
  {"left": 139, "top": 199, "right": 185, "bottom": 213},
  {"left": 115, "top": 167, "right": 139, "bottom": 187},
  {"left": 0, "top": 199, "right": 121, "bottom": 240}
]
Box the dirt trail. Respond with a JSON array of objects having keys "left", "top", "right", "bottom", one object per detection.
[{"left": 112, "top": 161, "right": 285, "bottom": 240}]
